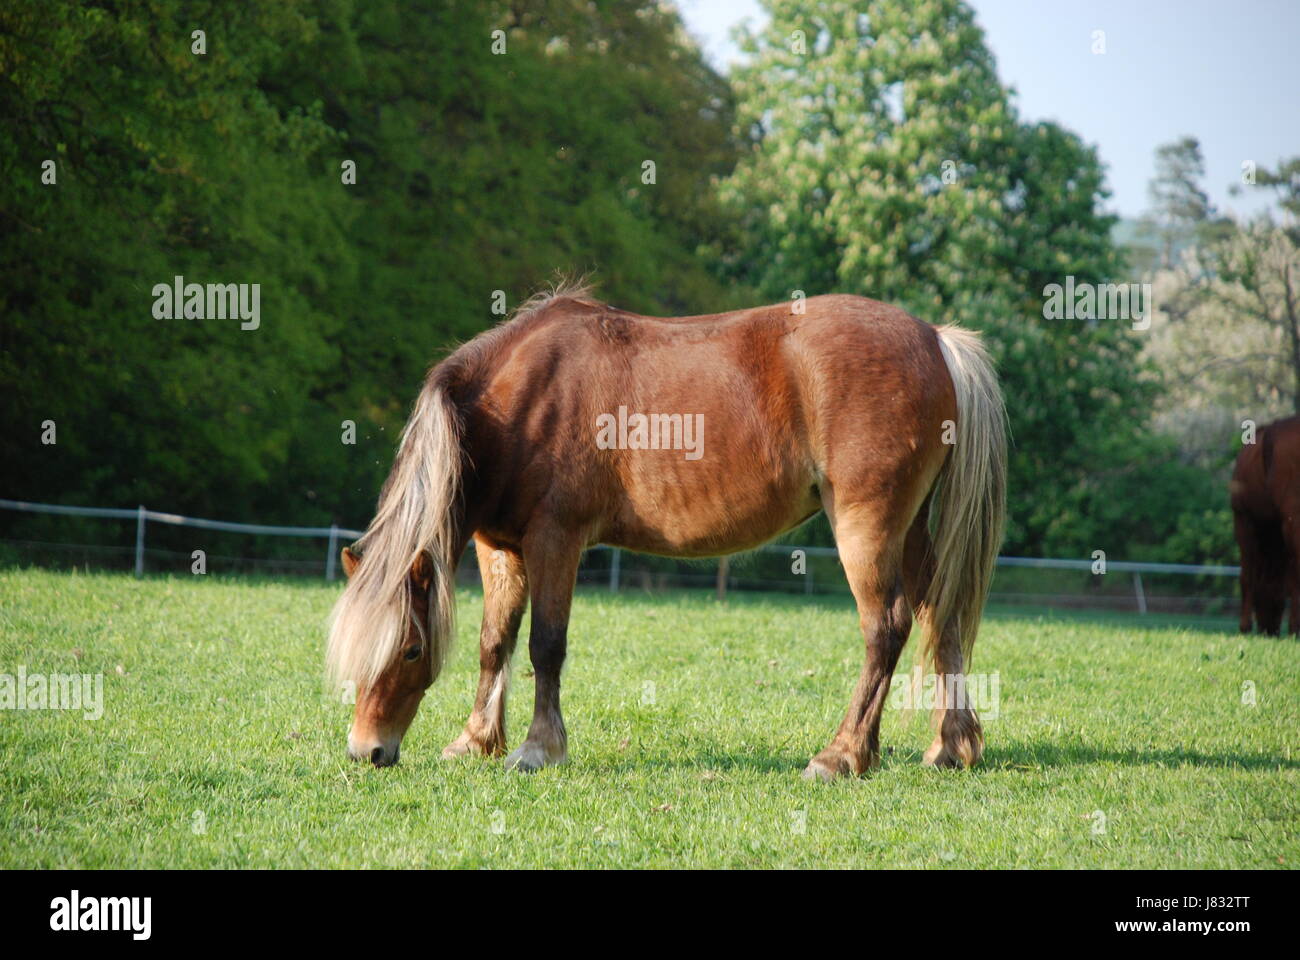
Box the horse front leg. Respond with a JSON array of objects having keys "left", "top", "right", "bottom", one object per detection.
[
  {"left": 505, "top": 526, "right": 583, "bottom": 772},
  {"left": 442, "top": 536, "right": 527, "bottom": 758}
]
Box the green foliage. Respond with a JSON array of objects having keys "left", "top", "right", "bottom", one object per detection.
[
  {"left": 1140, "top": 149, "right": 1300, "bottom": 565},
  {"left": 0, "top": 0, "right": 747, "bottom": 535},
  {"left": 719, "top": 0, "right": 1155, "bottom": 557},
  {"left": 1136, "top": 136, "right": 1235, "bottom": 271},
  {"left": 1244, "top": 157, "right": 1300, "bottom": 246},
  {"left": 0, "top": 0, "right": 1249, "bottom": 568},
  {"left": 1, "top": 1, "right": 355, "bottom": 526}
]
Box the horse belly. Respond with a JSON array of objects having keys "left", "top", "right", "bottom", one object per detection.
[{"left": 603, "top": 454, "right": 820, "bottom": 558}]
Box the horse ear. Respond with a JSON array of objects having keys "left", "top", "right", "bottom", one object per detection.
[
  {"left": 340, "top": 546, "right": 360, "bottom": 578},
  {"left": 411, "top": 551, "right": 433, "bottom": 589}
]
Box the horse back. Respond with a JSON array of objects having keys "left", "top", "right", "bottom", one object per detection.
[{"left": 1234, "top": 416, "right": 1300, "bottom": 520}]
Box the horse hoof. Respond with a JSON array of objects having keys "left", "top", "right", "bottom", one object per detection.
[
  {"left": 504, "top": 743, "right": 544, "bottom": 772},
  {"left": 922, "top": 741, "right": 972, "bottom": 769},
  {"left": 441, "top": 737, "right": 474, "bottom": 759},
  {"left": 444, "top": 730, "right": 507, "bottom": 759},
  {"left": 801, "top": 758, "right": 842, "bottom": 781}
]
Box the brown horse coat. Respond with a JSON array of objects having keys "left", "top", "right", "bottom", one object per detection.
[
  {"left": 450, "top": 293, "right": 949, "bottom": 559},
  {"left": 327, "top": 287, "right": 1007, "bottom": 777},
  {"left": 1232, "top": 415, "right": 1300, "bottom": 634}
]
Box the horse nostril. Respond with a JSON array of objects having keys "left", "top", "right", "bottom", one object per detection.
[{"left": 370, "top": 746, "right": 385, "bottom": 765}]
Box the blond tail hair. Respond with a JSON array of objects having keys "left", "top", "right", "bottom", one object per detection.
[
  {"left": 924, "top": 326, "right": 1007, "bottom": 669},
  {"left": 326, "top": 383, "right": 461, "bottom": 693}
]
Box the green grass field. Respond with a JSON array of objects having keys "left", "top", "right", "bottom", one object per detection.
[{"left": 1, "top": 567, "right": 1296, "bottom": 869}]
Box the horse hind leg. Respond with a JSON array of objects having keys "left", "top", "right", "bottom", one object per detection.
[
  {"left": 902, "top": 512, "right": 983, "bottom": 769},
  {"left": 1255, "top": 522, "right": 1287, "bottom": 637},
  {"left": 1284, "top": 517, "right": 1300, "bottom": 637},
  {"left": 803, "top": 495, "right": 913, "bottom": 780},
  {"left": 919, "top": 628, "right": 984, "bottom": 769},
  {"left": 442, "top": 536, "right": 527, "bottom": 758}
]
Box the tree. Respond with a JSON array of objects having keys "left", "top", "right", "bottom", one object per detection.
[
  {"left": 1212, "top": 223, "right": 1300, "bottom": 414},
  {"left": 0, "top": 1, "right": 355, "bottom": 538},
  {"left": 1138, "top": 137, "right": 1214, "bottom": 268},
  {"left": 0, "top": 0, "right": 751, "bottom": 545},
  {"left": 1137, "top": 158, "right": 1300, "bottom": 565},
  {"left": 1152, "top": 220, "right": 1300, "bottom": 419},
  {"left": 1251, "top": 157, "right": 1300, "bottom": 245},
  {"left": 719, "top": 0, "right": 1153, "bottom": 557},
  {"left": 1146, "top": 156, "right": 1300, "bottom": 428}
]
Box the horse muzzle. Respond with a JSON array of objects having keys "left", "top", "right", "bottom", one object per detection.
[{"left": 347, "top": 729, "right": 401, "bottom": 767}]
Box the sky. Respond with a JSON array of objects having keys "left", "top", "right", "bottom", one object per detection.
[{"left": 675, "top": 0, "right": 1300, "bottom": 220}]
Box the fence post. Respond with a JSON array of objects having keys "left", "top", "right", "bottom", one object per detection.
[
  {"left": 609, "top": 548, "right": 620, "bottom": 592},
  {"left": 1132, "top": 571, "right": 1147, "bottom": 614},
  {"left": 716, "top": 554, "right": 729, "bottom": 602},
  {"left": 326, "top": 523, "right": 339, "bottom": 581},
  {"left": 134, "top": 505, "right": 146, "bottom": 577}
]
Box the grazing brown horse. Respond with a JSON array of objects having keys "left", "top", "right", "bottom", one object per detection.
[
  {"left": 327, "top": 285, "right": 1007, "bottom": 778},
  {"left": 1231, "top": 416, "right": 1300, "bottom": 635}
]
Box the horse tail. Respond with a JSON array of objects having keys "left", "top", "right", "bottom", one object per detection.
[
  {"left": 326, "top": 381, "right": 462, "bottom": 693},
  {"left": 924, "top": 325, "right": 1007, "bottom": 669}
]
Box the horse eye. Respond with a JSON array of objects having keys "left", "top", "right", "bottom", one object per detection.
[{"left": 403, "top": 646, "right": 422, "bottom": 662}]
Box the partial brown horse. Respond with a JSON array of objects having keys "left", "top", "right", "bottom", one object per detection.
[
  {"left": 326, "top": 285, "right": 1007, "bottom": 778},
  {"left": 1231, "top": 415, "right": 1300, "bottom": 635}
]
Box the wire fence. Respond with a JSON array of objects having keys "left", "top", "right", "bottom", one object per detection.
[{"left": 0, "top": 497, "right": 1243, "bottom": 616}]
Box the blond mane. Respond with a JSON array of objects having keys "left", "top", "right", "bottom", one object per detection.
[{"left": 325, "top": 278, "right": 598, "bottom": 694}]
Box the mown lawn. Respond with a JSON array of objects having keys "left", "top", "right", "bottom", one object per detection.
[{"left": 0, "top": 567, "right": 1296, "bottom": 868}]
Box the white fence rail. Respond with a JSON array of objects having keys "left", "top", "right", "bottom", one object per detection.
[
  {"left": 0, "top": 498, "right": 364, "bottom": 581},
  {"left": 0, "top": 498, "right": 1241, "bottom": 611}
]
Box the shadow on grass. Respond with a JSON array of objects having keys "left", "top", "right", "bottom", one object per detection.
[
  {"left": 595, "top": 740, "right": 943, "bottom": 776},
  {"left": 588, "top": 736, "right": 1299, "bottom": 776},
  {"left": 983, "top": 739, "right": 1300, "bottom": 772},
  {"left": 574, "top": 586, "right": 1248, "bottom": 638},
  {"left": 983, "top": 603, "right": 1243, "bottom": 636}
]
